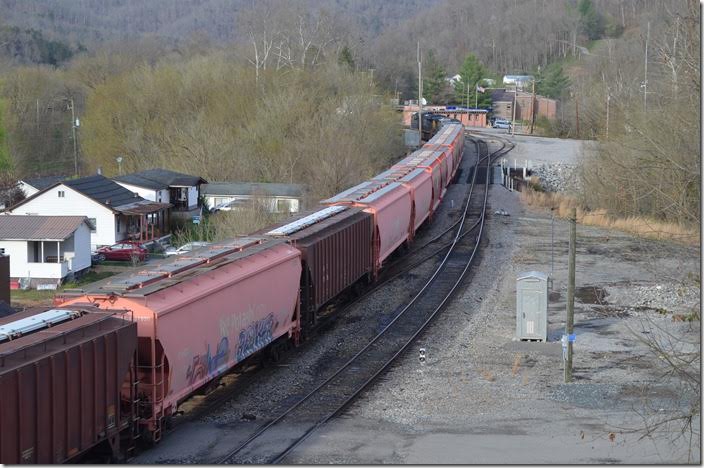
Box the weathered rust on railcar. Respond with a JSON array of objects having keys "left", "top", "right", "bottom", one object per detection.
[
  {"left": 0, "top": 306, "right": 137, "bottom": 464},
  {"left": 259, "top": 206, "right": 374, "bottom": 329}
]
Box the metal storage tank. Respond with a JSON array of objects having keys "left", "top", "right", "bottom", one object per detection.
[
  {"left": 0, "top": 306, "right": 137, "bottom": 463},
  {"left": 515, "top": 271, "right": 549, "bottom": 341}
]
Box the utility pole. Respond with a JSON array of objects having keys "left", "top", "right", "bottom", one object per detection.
[
  {"left": 564, "top": 207, "right": 577, "bottom": 383},
  {"left": 574, "top": 93, "right": 580, "bottom": 137},
  {"left": 417, "top": 41, "right": 423, "bottom": 145},
  {"left": 643, "top": 20, "right": 650, "bottom": 113},
  {"left": 605, "top": 91, "right": 610, "bottom": 140},
  {"left": 530, "top": 79, "right": 536, "bottom": 134},
  {"left": 69, "top": 97, "right": 78, "bottom": 177},
  {"left": 466, "top": 82, "right": 469, "bottom": 109},
  {"left": 511, "top": 83, "right": 517, "bottom": 136}
]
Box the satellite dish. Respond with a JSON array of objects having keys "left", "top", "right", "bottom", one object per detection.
[{"left": 421, "top": 97, "right": 427, "bottom": 106}]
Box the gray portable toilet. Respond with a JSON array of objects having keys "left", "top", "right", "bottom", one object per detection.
[{"left": 516, "top": 271, "right": 549, "bottom": 341}]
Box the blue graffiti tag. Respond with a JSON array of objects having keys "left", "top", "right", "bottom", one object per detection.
[
  {"left": 186, "top": 336, "right": 230, "bottom": 385},
  {"left": 236, "top": 314, "right": 275, "bottom": 362}
]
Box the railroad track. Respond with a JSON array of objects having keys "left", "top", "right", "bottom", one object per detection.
[
  {"left": 138, "top": 135, "right": 513, "bottom": 459},
  {"left": 215, "top": 136, "right": 512, "bottom": 464}
]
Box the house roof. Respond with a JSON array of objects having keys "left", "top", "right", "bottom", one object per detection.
[
  {"left": 62, "top": 174, "right": 146, "bottom": 209},
  {"left": 113, "top": 168, "right": 207, "bottom": 190},
  {"left": 202, "top": 182, "right": 304, "bottom": 198},
  {"left": 0, "top": 215, "right": 89, "bottom": 241},
  {"left": 21, "top": 175, "right": 65, "bottom": 191}
]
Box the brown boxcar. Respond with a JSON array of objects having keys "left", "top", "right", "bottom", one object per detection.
[
  {"left": 0, "top": 306, "right": 137, "bottom": 464},
  {"left": 260, "top": 206, "right": 374, "bottom": 329}
]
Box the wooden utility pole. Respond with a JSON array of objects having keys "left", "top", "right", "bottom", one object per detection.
[
  {"left": 574, "top": 93, "right": 580, "bottom": 137},
  {"left": 643, "top": 20, "right": 650, "bottom": 113},
  {"left": 511, "top": 83, "right": 517, "bottom": 136},
  {"left": 605, "top": 92, "right": 610, "bottom": 139},
  {"left": 69, "top": 97, "right": 78, "bottom": 177},
  {"left": 564, "top": 207, "right": 576, "bottom": 383},
  {"left": 530, "top": 80, "right": 536, "bottom": 134}
]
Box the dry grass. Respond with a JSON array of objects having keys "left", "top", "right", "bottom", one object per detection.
[
  {"left": 511, "top": 354, "right": 522, "bottom": 376},
  {"left": 480, "top": 369, "right": 495, "bottom": 382},
  {"left": 519, "top": 189, "right": 699, "bottom": 245}
]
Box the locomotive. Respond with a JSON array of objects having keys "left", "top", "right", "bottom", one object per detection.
[{"left": 0, "top": 121, "right": 464, "bottom": 463}]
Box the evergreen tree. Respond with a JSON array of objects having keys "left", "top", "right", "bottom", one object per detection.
[
  {"left": 422, "top": 50, "right": 448, "bottom": 104},
  {"left": 535, "top": 63, "right": 570, "bottom": 99},
  {"left": 577, "top": 0, "right": 605, "bottom": 40},
  {"left": 453, "top": 54, "right": 492, "bottom": 108},
  {"left": 338, "top": 45, "right": 355, "bottom": 71}
]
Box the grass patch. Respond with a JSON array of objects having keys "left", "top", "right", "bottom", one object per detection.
[
  {"left": 10, "top": 269, "right": 118, "bottom": 308},
  {"left": 519, "top": 189, "right": 699, "bottom": 245}
]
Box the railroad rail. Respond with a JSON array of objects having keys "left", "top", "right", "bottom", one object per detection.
[{"left": 216, "top": 135, "right": 512, "bottom": 464}]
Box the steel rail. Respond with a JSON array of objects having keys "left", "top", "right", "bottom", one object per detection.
[
  {"left": 273, "top": 135, "right": 498, "bottom": 464},
  {"left": 217, "top": 136, "right": 510, "bottom": 464}
]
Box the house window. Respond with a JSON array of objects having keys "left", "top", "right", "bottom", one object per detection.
[
  {"left": 0, "top": 248, "right": 4, "bottom": 255},
  {"left": 58, "top": 190, "right": 65, "bottom": 198},
  {"left": 88, "top": 218, "right": 97, "bottom": 233},
  {"left": 116, "top": 216, "right": 120, "bottom": 233},
  {"left": 276, "top": 199, "right": 290, "bottom": 213}
]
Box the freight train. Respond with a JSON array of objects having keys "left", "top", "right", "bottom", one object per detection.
[{"left": 0, "top": 121, "right": 464, "bottom": 463}]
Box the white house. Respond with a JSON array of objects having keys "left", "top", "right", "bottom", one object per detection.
[
  {"left": 0, "top": 215, "right": 92, "bottom": 287},
  {"left": 113, "top": 168, "right": 207, "bottom": 215},
  {"left": 202, "top": 182, "right": 304, "bottom": 214},
  {"left": 8, "top": 174, "right": 171, "bottom": 250}
]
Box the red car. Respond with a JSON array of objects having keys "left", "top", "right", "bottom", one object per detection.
[{"left": 95, "top": 241, "right": 149, "bottom": 262}]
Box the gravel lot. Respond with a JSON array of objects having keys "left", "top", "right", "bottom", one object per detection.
[
  {"left": 132, "top": 135, "right": 700, "bottom": 465},
  {"left": 280, "top": 139, "right": 700, "bottom": 464}
]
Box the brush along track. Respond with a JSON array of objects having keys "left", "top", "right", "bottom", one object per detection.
[{"left": 216, "top": 136, "right": 510, "bottom": 464}]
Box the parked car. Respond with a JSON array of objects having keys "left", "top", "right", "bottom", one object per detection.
[
  {"left": 94, "top": 241, "right": 148, "bottom": 262},
  {"left": 164, "top": 241, "right": 212, "bottom": 256},
  {"left": 493, "top": 119, "right": 512, "bottom": 129}
]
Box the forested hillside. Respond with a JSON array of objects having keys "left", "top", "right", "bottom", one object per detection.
[{"left": 0, "top": 0, "right": 698, "bottom": 229}]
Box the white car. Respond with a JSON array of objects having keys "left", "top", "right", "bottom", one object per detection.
[
  {"left": 492, "top": 119, "right": 512, "bottom": 129},
  {"left": 164, "top": 241, "right": 211, "bottom": 256}
]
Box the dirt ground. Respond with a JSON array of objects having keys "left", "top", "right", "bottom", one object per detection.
[{"left": 277, "top": 138, "right": 701, "bottom": 464}]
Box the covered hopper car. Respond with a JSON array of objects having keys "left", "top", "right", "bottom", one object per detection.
[
  {"left": 0, "top": 306, "right": 138, "bottom": 463},
  {"left": 59, "top": 237, "right": 302, "bottom": 443}
]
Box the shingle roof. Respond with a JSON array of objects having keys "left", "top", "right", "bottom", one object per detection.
[
  {"left": 22, "top": 175, "right": 66, "bottom": 191},
  {"left": 202, "top": 182, "right": 304, "bottom": 198},
  {"left": 63, "top": 174, "right": 145, "bottom": 209},
  {"left": 114, "top": 168, "right": 206, "bottom": 190},
  {"left": 0, "top": 216, "right": 89, "bottom": 240}
]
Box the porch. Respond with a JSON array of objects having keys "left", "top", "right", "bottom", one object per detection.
[
  {"left": 116, "top": 201, "right": 172, "bottom": 243},
  {"left": 26, "top": 240, "right": 70, "bottom": 279}
]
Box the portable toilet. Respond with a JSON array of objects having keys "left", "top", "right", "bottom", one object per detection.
[{"left": 516, "top": 271, "right": 549, "bottom": 341}]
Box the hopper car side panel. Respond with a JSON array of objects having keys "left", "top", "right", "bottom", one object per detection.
[
  {"left": 292, "top": 211, "right": 374, "bottom": 327},
  {"left": 400, "top": 169, "right": 434, "bottom": 232},
  {"left": 357, "top": 183, "right": 413, "bottom": 267},
  {"left": 0, "top": 309, "right": 137, "bottom": 464},
  {"left": 154, "top": 246, "right": 301, "bottom": 405},
  {"left": 255, "top": 207, "right": 374, "bottom": 329},
  {"left": 61, "top": 242, "right": 302, "bottom": 435}
]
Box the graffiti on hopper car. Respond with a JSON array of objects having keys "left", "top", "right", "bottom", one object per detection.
[
  {"left": 236, "top": 314, "right": 275, "bottom": 362},
  {"left": 185, "top": 336, "right": 230, "bottom": 385}
]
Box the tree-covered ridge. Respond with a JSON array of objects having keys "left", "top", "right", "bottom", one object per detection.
[{"left": 0, "top": 25, "right": 81, "bottom": 65}]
